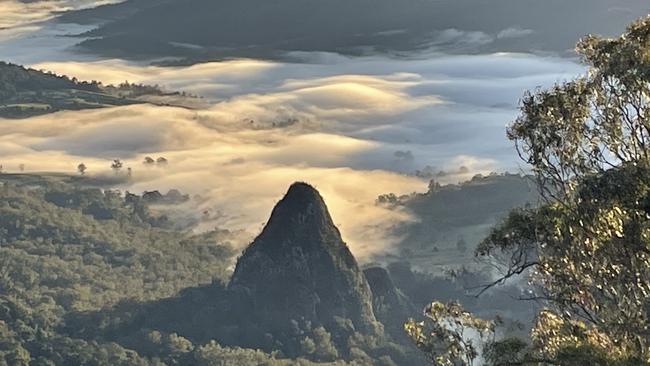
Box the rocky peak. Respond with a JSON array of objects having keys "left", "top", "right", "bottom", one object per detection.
[
  {"left": 228, "top": 182, "right": 381, "bottom": 341},
  {"left": 242, "top": 182, "right": 343, "bottom": 258}
]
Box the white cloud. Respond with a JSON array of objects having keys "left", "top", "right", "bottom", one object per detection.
[
  {"left": 0, "top": 34, "right": 585, "bottom": 260},
  {"left": 0, "top": 104, "right": 425, "bottom": 259}
]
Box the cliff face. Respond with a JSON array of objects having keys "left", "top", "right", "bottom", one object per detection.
[
  {"left": 364, "top": 267, "right": 417, "bottom": 341},
  {"left": 229, "top": 183, "right": 381, "bottom": 339}
]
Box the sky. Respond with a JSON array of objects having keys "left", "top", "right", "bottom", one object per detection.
[{"left": 0, "top": 3, "right": 586, "bottom": 260}]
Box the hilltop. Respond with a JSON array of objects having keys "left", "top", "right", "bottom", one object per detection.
[
  {"left": 0, "top": 174, "right": 538, "bottom": 364},
  {"left": 379, "top": 173, "right": 538, "bottom": 269},
  {"left": 0, "top": 62, "right": 188, "bottom": 118}
]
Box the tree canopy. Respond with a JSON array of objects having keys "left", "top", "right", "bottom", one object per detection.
[{"left": 407, "top": 15, "right": 650, "bottom": 366}]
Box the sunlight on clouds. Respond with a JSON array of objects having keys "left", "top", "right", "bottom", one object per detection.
[
  {"left": 4, "top": 52, "right": 583, "bottom": 259},
  {"left": 0, "top": 1, "right": 62, "bottom": 28},
  {"left": 127, "top": 162, "right": 423, "bottom": 258},
  {"left": 31, "top": 59, "right": 280, "bottom": 89},
  {"left": 32, "top": 59, "right": 439, "bottom": 121},
  {"left": 0, "top": 104, "right": 425, "bottom": 260},
  {"left": 291, "top": 82, "right": 435, "bottom": 116}
]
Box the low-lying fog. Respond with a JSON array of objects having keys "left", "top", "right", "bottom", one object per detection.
[{"left": 0, "top": 17, "right": 583, "bottom": 260}]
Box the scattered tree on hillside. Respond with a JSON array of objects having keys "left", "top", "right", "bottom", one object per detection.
[
  {"left": 111, "top": 159, "right": 123, "bottom": 173},
  {"left": 77, "top": 163, "right": 87, "bottom": 175}
]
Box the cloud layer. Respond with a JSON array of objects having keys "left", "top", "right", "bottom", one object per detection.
[
  {"left": 0, "top": 53, "right": 583, "bottom": 260},
  {"left": 0, "top": 20, "right": 584, "bottom": 259},
  {"left": 0, "top": 103, "right": 423, "bottom": 258},
  {"left": 31, "top": 52, "right": 582, "bottom": 171}
]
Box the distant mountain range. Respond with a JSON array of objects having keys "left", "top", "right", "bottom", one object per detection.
[{"left": 57, "top": 0, "right": 650, "bottom": 61}]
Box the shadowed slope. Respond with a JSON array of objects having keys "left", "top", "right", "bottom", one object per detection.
[{"left": 229, "top": 182, "right": 381, "bottom": 337}]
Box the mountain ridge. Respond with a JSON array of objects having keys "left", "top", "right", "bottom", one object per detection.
[
  {"left": 57, "top": 0, "right": 650, "bottom": 62},
  {"left": 0, "top": 61, "right": 189, "bottom": 118}
]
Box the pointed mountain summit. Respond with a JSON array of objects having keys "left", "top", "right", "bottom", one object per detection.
[
  {"left": 234, "top": 181, "right": 342, "bottom": 257},
  {"left": 229, "top": 182, "right": 381, "bottom": 346}
]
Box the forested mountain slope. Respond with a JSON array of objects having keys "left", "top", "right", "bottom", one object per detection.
[
  {"left": 0, "top": 62, "right": 178, "bottom": 118},
  {"left": 61, "top": 183, "right": 426, "bottom": 365},
  {"left": 380, "top": 173, "right": 538, "bottom": 268},
  {"left": 0, "top": 173, "right": 539, "bottom": 364},
  {"left": 0, "top": 174, "right": 241, "bottom": 364}
]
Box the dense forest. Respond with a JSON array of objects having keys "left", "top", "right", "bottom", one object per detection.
[
  {"left": 0, "top": 172, "right": 537, "bottom": 365},
  {"left": 0, "top": 174, "right": 241, "bottom": 364}
]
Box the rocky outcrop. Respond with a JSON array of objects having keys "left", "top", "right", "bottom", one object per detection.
[
  {"left": 364, "top": 266, "right": 417, "bottom": 341},
  {"left": 228, "top": 182, "right": 382, "bottom": 354}
]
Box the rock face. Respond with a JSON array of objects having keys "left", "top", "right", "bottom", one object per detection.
[
  {"left": 364, "top": 267, "right": 417, "bottom": 341},
  {"left": 228, "top": 182, "right": 381, "bottom": 341}
]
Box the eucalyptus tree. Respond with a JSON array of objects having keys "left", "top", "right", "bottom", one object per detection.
[{"left": 407, "top": 16, "right": 650, "bottom": 365}]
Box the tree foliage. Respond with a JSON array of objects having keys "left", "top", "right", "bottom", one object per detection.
[
  {"left": 408, "top": 15, "right": 650, "bottom": 365},
  {"left": 404, "top": 301, "right": 494, "bottom": 366},
  {"left": 477, "top": 16, "right": 650, "bottom": 363},
  {"left": 0, "top": 175, "right": 243, "bottom": 364}
]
